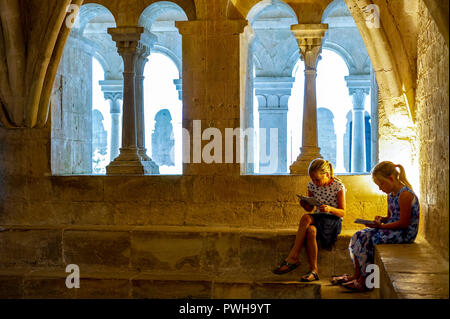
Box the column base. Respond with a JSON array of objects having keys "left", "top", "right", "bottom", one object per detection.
[
  {"left": 106, "top": 148, "right": 160, "bottom": 175},
  {"left": 138, "top": 148, "right": 152, "bottom": 162},
  {"left": 289, "top": 146, "right": 322, "bottom": 175}
]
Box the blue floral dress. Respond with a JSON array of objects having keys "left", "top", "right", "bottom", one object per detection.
[{"left": 348, "top": 186, "right": 420, "bottom": 277}]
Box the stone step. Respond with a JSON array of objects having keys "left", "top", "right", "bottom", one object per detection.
[
  {"left": 0, "top": 225, "right": 355, "bottom": 281},
  {"left": 0, "top": 268, "right": 321, "bottom": 299}
]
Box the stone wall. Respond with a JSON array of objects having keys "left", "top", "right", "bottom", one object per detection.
[
  {"left": 416, "top": 0, "right": 449, "bottom": 260},
  {"left": 0, "top": 116, "right": 386, "bottom": 231},
  {"left": 0, "top": 150, "right": 386, "bottom": 232},
  {"left": 51, "top": 36, "right": 93, "bottom": 175}
]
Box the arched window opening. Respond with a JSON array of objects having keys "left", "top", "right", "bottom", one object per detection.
[
  {"left": 287, "top": 60, "right": 305, "bottom": 170},
  {"left": 92, "top": 57, "right": 121, "bottom": 174},
  {"left": 241, "top": 0, "right": 379, "bottom": 175},
  {"left": 144, "top": 53, "right": 182, "bottom": 175},
  {"left": 321, "top": 0, "right": 377, "bottom": 173},
  {"left": 51, "top": 4, "right": 118, "bottom": 175},
  {"left": 247, "top": 0, "right": 299, "bottom": 174},
  {"left": 138, "top": 1, "right": 187, "bottom": 175},
  {"left": 316, "top": 49, "right": 372, "bottom": 173}
]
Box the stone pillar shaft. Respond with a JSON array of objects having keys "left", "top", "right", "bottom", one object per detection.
[
  {"left": 289, "top": 24, "right": 328, "bottom": 175},
  {"left": 346, "top": 74, "right": 370, "bottom": 173},
  {"left": 106, "top": 26, "right": 158, "bottom": 175},
  {"left": 105, "top": 92, "right": 122, "bottom": 162},
  {"left": 135, "top": 43, "right": 151, "bottom": 161},
  {"left": 176, "top": 19, "right": 248, "bottom": 176},
  {"left": 100, "top": 81, "right": 123, "bottom": 162}
]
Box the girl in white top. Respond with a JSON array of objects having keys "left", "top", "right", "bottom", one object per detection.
[{"left": 273, "top": 159, "right": 346, "bottom": 282}]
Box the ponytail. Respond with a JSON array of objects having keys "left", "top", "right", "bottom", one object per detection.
[
  {"left": 396, "top": 164, "right": 412, "bottom": 189},
  {"left": 372, "top": 161, "right": 413, "bottom": 190}
]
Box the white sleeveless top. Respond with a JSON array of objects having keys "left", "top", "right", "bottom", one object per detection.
[{"left": 307, "top": 178, "right": 345, "bottom": 215}]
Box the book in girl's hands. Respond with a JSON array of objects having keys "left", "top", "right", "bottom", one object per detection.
[
  {"left": 296, "top": 194, "right": 322, "bottom": 207},
  {"left": 354, "top": 218, "right": 376, "bottom": 226}
]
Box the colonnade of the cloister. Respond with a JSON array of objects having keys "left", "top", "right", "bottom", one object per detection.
[{"left": 59, "top": 0, "right": 378, "bottom": 176}]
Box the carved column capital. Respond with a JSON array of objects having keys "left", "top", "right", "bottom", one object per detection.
[
  {"left": 104, "top": 91, "right": 123, "bottom": 102},
  {"left": 135, "top": 43, "right": 151, "bottom": 77},
  {"left": 108, "top": 27, "right": 143, "bottom": 71},
  {"left": 254, "top": 77, "right": 295, "bottom": 111},
  {"left": 291, "top": 24, "right": 328, "bottom": 70},
  {"left": 345, "top": 74, "right": 371, "bottom": 110}
]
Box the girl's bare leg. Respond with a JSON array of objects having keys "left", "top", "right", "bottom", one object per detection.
[
  {"left": 278, "top": 214, "right": 314, "bottom": 271},
  {"left": 305, "top": 225, "right": 318, "bottom": 273},
  {"left": 343, "top": 256, "right": 361, "bottom": 282}
]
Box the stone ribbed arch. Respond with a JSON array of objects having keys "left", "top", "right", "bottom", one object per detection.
[
  {"left": 76, "top": 4, "right": 120, "bottom": 79},
  {"left": 344, "top": 0, "right": 416, "bottom": 123},
  {"left": 227, "top": 0, "right": 332, "bottom": 22},
  {"left": 246, "top": 0, "right": 298, "bottom": 23},
  {"left": 0, "top": 0, "right": 84, "bottom": 128},
  {"left": 139, "top": 1, "right": 188, "bottom": 30},
  {"left": 76, "top": 3, "right": 116, "bottom": 34}
]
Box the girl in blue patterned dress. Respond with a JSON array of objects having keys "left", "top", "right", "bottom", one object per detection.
[
  {"left": 335, "top": 161, "right": 420, "bottom": 291},
  {"left": 273, "top": 159, "right": 346, "bottom": 282}
]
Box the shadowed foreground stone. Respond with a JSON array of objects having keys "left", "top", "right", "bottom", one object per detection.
[{"left": 375, "top": 241, "right": 449, "bottom": 299}]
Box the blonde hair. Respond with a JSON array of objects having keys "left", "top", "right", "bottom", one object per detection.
[
  {"left": 308, "top": 158, "right": 334, "bottom": 178},
  {"left": 371, "top": 161, "right": 412, "bottom": 189}
]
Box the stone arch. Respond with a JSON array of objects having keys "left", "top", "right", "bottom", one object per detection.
[
  {"left": 91, "top": 51, "right": 111, "bottom": 78},
  {"left": 344, "top": 0, "right": 415, "bottom": 124},
  {"left": 322, "top": 41, "right": 355, "bottom": 73},
  {"left": 76, "top": 3, "right": 117, "bottom": 34},
  {"left": 151, "top": 45, "right": 182, "bottom": 77},
  {"left": 51, "top": 3, "right": 119, "bottom": 175},
  {"left": 0, "top": 0, "right": 88, "bottom": 128},
  {"left": 139, "top": 1, "right": 189, "bottom": 31},
  {"left": 322, "top": 0, "right": 347, "bottom": 22},
  {"left": 76, "top": 5, "right": 120, "bottom": 80},
  {"left": 247, "top": 0, "right": 298, "bottom": 24}
]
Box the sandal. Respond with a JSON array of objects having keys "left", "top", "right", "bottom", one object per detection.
[
  {"left": 330, "top": 274, "right": 351, "bottom": 285},
  {"left": 272, "top": 260, "right": 300, "bottom": 275},
  {"left": 300, "top": 270, "right": 320, "bottom": 282}
]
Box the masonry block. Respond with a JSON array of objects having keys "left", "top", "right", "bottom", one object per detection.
[
  {"left": 0, "top": 230, "right": 62, "bottom": 267},
  {"left": 63, "top": 231, "right": 130, "bottom": 268}
]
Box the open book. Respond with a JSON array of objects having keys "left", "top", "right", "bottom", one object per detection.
[
  {"left": 354, "top": 218, "right": 377, "bottom": 227},
  {"left": 296, "top": 194, "right": 322, "bottom": 207}
]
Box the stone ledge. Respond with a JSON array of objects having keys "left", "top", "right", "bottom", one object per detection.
[
  {"left": 0, "top": 268, "right": 321, "bottom": 299},
  {"left": 0, "top": 224, "right": 356, "bottom": 236},
  {"left": 0, "top": 226, "right": 356, "bottom": 282},
  {"left": 375, "top": 239, "right": 449, "bottom": 299}
]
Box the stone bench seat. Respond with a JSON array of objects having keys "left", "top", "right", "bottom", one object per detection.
[
  {"left": 0, "top": 225, "right": 356, "bottom": 280},
  {"left": 0, "top": 225, "right": 383, "bottom": 299},
  {"left": 0, "top": 225, "right": 367, "bottom": 298},
  {"left": 0, "top": 267, "right": 324, "bottom": 299},
  {"left": 375, "top": 239, "right": 449, "bottom": 299}
]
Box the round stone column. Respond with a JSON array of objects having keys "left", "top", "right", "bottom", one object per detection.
[
  {"left": 106, "top": 26, "right": 158, "bottom": 175},
  {"left": 105, "top": 91, "right": 122, "bottom": 161},
  {"left": 345, "top": 74, "right": 370, "bottom": 173},
  {"left": 289, "top": 24, "right": 328, "bottom": 175}
]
